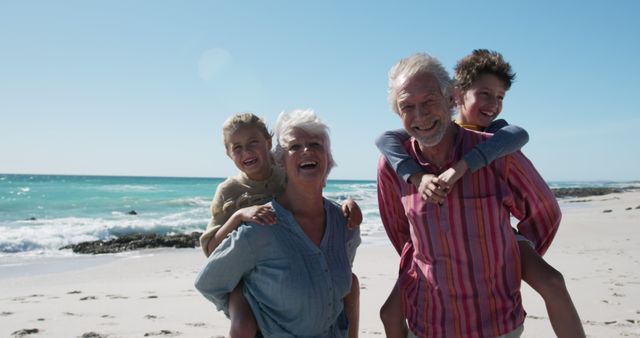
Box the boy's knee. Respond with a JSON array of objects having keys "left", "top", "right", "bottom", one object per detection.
[
  {"left": 380, "top": 299, "right": 400, "bottom": 325},
  {"left": 539, "top": 267, "right": 568, "bottom": 298},
  {"left": 229, "top": 323, "right": 256, "bottom": 338},
  {"left": 546, "top": 268, "right": 566, "bottom": 290},
  {"left": 350, "top": 274, "right": 360, "bottom": 297}
]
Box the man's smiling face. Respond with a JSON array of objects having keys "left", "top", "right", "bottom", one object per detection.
[{"left": 396, "top": 72, "right": 452, "bottom": 147}]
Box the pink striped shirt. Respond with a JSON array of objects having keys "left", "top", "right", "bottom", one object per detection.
[{"left": 377, "top": 126, "right": 560, "bottom": 338}]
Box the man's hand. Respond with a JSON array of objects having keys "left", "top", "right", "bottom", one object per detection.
[
  {"left": 341, "top": 198, "right": 363, "bottom": 230},
  {"left": 237, "top": 204, "right": 277, "bottom": 225}
]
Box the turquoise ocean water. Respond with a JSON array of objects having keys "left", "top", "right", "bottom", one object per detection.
[
  {"left": 0, "top": 174, "right": 636, "bottom": 257},
  {"left": 0, "top": 174, "right": 382, "bottom": 256}
]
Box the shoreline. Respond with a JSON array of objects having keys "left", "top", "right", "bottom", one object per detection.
[
  {"left": 1, "top": 190, "right": 639, "bottom": 337},
  {"left": 23, "top": 186, "right": 639, "bottom": 256}
]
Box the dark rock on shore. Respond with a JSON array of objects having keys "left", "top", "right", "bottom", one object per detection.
[
  {"left": 552, "top": 186, "right": 633, "bottom": 199},
  {"left": 60, "top": 232, "right": 202, "bottom": 254},
  {"left": 127, "top": 210, "right": 138, "bottom": 215}
]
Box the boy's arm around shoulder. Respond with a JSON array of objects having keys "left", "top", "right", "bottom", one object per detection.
[
  {"left": 375, "top": 129, "right": 424, "bottom": 183},
  {"left": 199, "top": 186, "right": 228, "bottom": 256},
  {"left": 463, "top": 120, "right": 529, "bottom": 172}
]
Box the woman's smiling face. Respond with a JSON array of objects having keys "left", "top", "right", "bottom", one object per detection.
[{"left": 281, "top": 128, "right": 329, "bottom": 186}]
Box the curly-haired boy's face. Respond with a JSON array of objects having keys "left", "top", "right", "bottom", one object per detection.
[{"left": 457, "top": 73, "right": 507, "bottom": 128}]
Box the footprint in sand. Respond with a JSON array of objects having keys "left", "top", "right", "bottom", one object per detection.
[
  {"left": 79, "top": 332, "right": 108, "bottom": 338},
  {"left": 143, "top": 329, "right": 180, "bottom": 336},
  {"left": 185, "top": 322, "right": 206, "bottom": 327},
  {"left": 527, "top": 315, "right": 547, "bottom": 320},
  {"left": 67, "top": 290, "right": 82, "bottom": 294},
  {"left": 1, "top": 311, "right": 13, "bottom": 316},
  {"left": 145, "top": 295, "right": 159, "bottom": 299},
  {"left": 13, "top": 294, "right": 45, "bottom": 303},
  {"left": 101, "top": 314, "right": 115, "bottom": 319},
  {"left": 603, "top": 209, "right": 613, "bottom": 213},
  {"left": 80, "top": 296, "right": 97, "bottom": 301},
  {"left": 106, "top": 294, "right": 128, "bottom": 299},
  {"left": 63, "top": 312, "right": 82, "bottom": 317},
  {"left": 11, "top": 328, "right": 39, "bottom": 337},
  {"left": 145, "top": 314, "right": 161, "bottom": 320}
]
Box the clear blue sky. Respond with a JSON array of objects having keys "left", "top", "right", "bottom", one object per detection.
[{"left": 1, "top": 1, "right": 639, "bottom": 181}]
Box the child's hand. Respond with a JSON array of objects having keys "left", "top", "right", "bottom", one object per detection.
[
  {"left": 413, "top": 173, "right": 449, "bottom": 204},
  {"left": 438, "top": 160, "right": 468, "bottom": 188},
  {"left": 341, "top": 198, "right": 363, "bottom": 230},
  {"left": 237, "top": 204, "right": 276, "bottom": 225}
]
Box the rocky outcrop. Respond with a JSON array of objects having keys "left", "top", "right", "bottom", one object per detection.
[
  {"left": 60, "top": 232, "right": 202, "bottom": 254},
  {"left": 552, "top": 186, "right": 633, "bottom": 198}
]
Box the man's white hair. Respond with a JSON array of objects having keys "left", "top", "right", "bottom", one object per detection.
[
  {"left": 388, "top": 52, "right": 454, "bottom": 114},
  {"left": 273, "top": 109, "right": 336, "bottom": 179}
]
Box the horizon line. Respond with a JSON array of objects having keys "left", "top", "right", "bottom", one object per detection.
[{"left": 1, "top": 172, "right": 639, "bottom": 184}]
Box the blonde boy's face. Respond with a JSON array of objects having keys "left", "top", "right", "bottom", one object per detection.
[
  {"left": 226, "top": 125, "right": 272, "bottom": 180},
  {"left": 457, "top": 73, "right": 507, "bottom": 128}
]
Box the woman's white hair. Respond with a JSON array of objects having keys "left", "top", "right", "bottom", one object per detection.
[
  {"left": 273, "top": 109, "right": 336, "bottom": 179},
  {"left": 388, "top": 52, "right": 454, "bottom": 115}
]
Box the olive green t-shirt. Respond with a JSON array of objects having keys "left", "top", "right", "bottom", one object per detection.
[{"left": 199, "top": 165, "right": 286, "bottom": 255}]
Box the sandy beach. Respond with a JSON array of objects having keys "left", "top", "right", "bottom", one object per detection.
[{"left": 1, "top": 191, "right": 639, "bottom": 337}]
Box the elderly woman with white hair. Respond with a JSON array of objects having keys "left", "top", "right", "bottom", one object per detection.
[{"left": 195, "top": 109, "right": 361, "bottom": 337}]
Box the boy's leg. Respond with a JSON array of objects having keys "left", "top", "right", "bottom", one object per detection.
[
  {"left": 344, "top": 273, "right": 360, "bottom": 338},
  {"left": 380, "top": 280, "right": 408, "bottom": 338},
  {"left": 228, "top": 282, "right": 258, "bottom": 338},
  {"left": 519, "top": 242, "right": 585, "bottom": 338}
]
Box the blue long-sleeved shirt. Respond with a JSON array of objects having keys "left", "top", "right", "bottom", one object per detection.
[
  {"left": 194, "top": 198, "right": 361, "bottom": 338},
  {"left": 375, "top": 119, "right": 529, "bottom": 182}
]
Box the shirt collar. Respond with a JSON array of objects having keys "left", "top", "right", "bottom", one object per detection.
[
  {"left": 238, "top": 165, "right": 284, "bottom": 188},
  {"left": 409, "top": 124, "right": 464, "bottom": 172},
  {"left": 455, "top": 119, "right": 483, "bottom": 131}
]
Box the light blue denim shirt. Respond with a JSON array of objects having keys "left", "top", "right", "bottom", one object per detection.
[{"left": 195, "top": 198, "right": 361, "bottom": 338}]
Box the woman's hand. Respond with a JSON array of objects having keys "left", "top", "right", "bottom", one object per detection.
[{"left": 341, "top": 198, "right": 363, "bottom": 230}]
